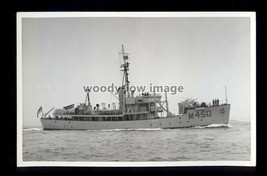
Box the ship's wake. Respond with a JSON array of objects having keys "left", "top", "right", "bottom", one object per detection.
[
  {"left": 23, "top": 128, "right": 42, "bottom": 131},
  {"left": 193, "top": 124, "right": 232, "bottom": 129}
]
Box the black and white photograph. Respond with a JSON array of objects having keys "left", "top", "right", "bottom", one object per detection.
[{"left": 17, "top": 12, "right": 256, "bottom": 167}]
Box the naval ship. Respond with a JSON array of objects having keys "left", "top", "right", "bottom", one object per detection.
[{"left": 39, "top": 46, "right": 230, "bottom": 130}]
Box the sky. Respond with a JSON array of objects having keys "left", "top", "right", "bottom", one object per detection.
[{"left": 20, "top": 15, "right": 253, "bottom": 126}]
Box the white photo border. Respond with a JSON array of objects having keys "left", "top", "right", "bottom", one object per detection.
[{"left": 17, "top": 12, "right": 256, "bottom": 167}]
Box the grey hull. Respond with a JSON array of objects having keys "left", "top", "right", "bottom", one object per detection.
[{"left": 41, "top": 104, "right": 230, "bottom": 130}]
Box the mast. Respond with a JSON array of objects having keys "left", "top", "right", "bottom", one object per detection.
[
  {"left": 85, "top": 91, "right": 91, "bottom": 106},
  {"left": 120, "top": 45, "right": 130, "bottom": 97},
  {"left": 225, "top": 86, "right": 228, "bottom": 104},
  {"left": 165, "top": 91, "right": 169, "bottom": 117},
  {"left": 118, "top": 45, "right": 130, "bottom": 113},
  {"left": 85, "top": 88, "right": 92, "bottom": 111}
]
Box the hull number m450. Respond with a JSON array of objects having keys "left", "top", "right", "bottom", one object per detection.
[{"left": 188, "top": 110, "right": 212, "bottom": 119}]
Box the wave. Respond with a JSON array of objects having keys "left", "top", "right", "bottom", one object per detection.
[
  {"left": 23, "top": 128, "right": 42, "bottom": 131},
  {"left": 193, "top": 124, "right": 232, "bottom": 129}
]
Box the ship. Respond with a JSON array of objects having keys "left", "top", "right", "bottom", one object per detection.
[{"left": 39, "top": 45, "right": 230, "bottom": 130}]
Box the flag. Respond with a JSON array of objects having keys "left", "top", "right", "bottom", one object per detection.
[{"left": 37, "top": 106, "right": 43, "bottom": 118}]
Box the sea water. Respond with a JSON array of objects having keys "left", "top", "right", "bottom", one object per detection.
[{"left": 22, "top": 120, "right": 251, "bottom": 161}]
